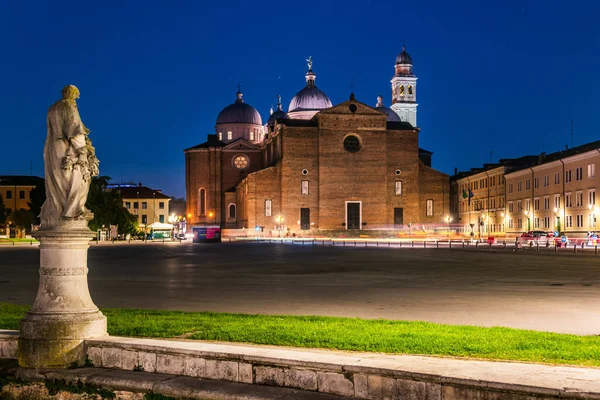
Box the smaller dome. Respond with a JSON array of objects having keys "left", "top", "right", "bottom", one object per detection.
[
  {"left": 268, "top": 95, "right": 289, "bottom": 126},
  {"left": 216, "top": 91, "right": 262, "bottom": 126},
  {"left": 396, "top": 45, "right": 412, "bottom": 65},
  {"left": 375, "top": 96, "right": 401, "bottom": 122}
]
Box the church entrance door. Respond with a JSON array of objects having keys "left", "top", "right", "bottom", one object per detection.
[
  {"left": 346, "top": 202, "right": 361, "bottom": 230},
  {"left": 394, "top": 208, "right": 404, "bottom": 227},
  {"left": 300, "top": 208, "right": 310, "bottom": 230}
]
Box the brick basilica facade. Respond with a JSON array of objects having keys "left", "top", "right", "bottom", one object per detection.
[{"left": 185, "top": 49, "right": 449, "bottom": 232}]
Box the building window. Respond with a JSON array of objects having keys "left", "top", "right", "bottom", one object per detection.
[
  {"left": 125, "top": 202, "right": 131, "bottom": 209},
  {"left": 566, "top": 215, "right": 573, "bottom": 228},
  {"left": 142, "top": 202, "right": 147, "bottom": 209},
  {"left": 525, "top": 179, "right": 530, "bottom": 190},
  {"left": 233, "top": 154, "right": 249, "bottom": 170},
  {"left": 544, "top": 197, "right": 550, "bottom": 210},
  {"left": 554, "top": 172, "right": 560, "bottom": 184},
  {"left": 141, "top": 215, "right": 147, "bottom": 224},
  {"left": 517, "top": 218, "right": 522, "bottom": 229},
  {"left": 576, "top": 214, "right": 584, "bottom": 228},
  {"left": 395, "top": 180, "right": 402, "bottom": 195},
  {"left": 343, "top": 135, "right": 361, "bottom": 153},
  {"left": 508, "top": 201, "right": 514, "bottom": 213},
  {"left": 19, "top": 190, "right": 25, "bottom": 199},
  {"left": 426, "top": 199, "right": 434, "bottom": 216},
  {"left": 534, "top": 177, "right": 539, "bottom": 189},
  {"left": 301, "top": 180, "right": 309, "bottom": 195},
  {"left": 5, "top": 190, "right": 11, "bottom": 199},
  {"left": 544, "top": 175, "right": 549, "bottom": 187},
  {"left": 534, "top": 217, "right": 540, "bottom": 228},
  {"left": 265, "top": 199, "right": 272, "bottom": 217},
  {"left": 576, "top": 191, "right": 583, "bottom": 207},
  {"left": 553, "top": 195, "right": 560, "bottom": 209},
  {"left": 408, "top": 85, "right": 413, "bottom": 95},
  {"left": 199, "top": 188, "right": 206, "bottom": 216},
  {"left": 565, "top": 193, "right": 572, "bottom": 208},
  {"left": 576, "top": 167, "right": 583, "bottom": 180},
  {"left": 227, "top": 131, "right": 232, "bottom": 140},
  {"left": 588, "top": 164, "right": 595, "bottom": 178},
  {"left": 133, "top": 202, "right": 139, "bottom": 209},
  {"left": 399, "top": 85, "right": 405, "bottom": 95},
  {"left": 525, "top": 199, "right": 531, "bottom": 211},
  {"left": 517, "top": 200, "right": 522, "bottom": 212},
  {"left": 589, "top": 190, "right": 596, "bottom": 206},
  {"left": 517, "top": 181, "right": 522, "bottom": 191},
  {"left": 534, "top": 198, "right": 540, "bottom": 211},
  {"left": 249, "top": 131, "right": 255, "bottom": 141},
  {"left": 508, "top": 183, "right": 513, "bottom": 194},
  {"left": 565, "top": 170, "right": 572, "bottom": 183},
  {"left": 229, "top": 204, "right": 236, "bottom": 219},
  {"left": 159, "top": 202, "right": 165, "bottom": 209},
  {"left": 218, "top": 132, "right": 222, "bottom": 141},
  {"left": 159, "top": 215, "right": 164, "bottom": 223},
  {"left": 509, "top": 219, "right": 514, "bottom": 229}
]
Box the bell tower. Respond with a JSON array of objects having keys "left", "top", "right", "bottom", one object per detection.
[{"left": 390, "top": 45, "right": 418, "bottom": 126}]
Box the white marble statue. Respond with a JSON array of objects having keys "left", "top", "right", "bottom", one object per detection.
[{"left": 40, "top": 85, "right": 99, "bottom": 226}]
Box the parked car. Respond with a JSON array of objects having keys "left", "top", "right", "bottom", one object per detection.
[{"left": 521, "top": 230, "right": 548, "bottom": 239}]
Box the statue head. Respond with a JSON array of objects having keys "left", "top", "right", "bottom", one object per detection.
[{"left": 61, "top": 85, "right": 80, "bottom": 101}]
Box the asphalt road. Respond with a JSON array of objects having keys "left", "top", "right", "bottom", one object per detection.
[{"left": 1, "top": 242, "right": 599, "bottom": 335}]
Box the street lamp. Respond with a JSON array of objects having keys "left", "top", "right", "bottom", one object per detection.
[
  {"left": 275, "top": 215, "right": 284, "bottom": 237},
  {"left": 524, "top": 210, "right": 530, "bottom": 231}
]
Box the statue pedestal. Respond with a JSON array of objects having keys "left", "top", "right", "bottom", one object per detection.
[{"left": 18, "top": 220, "right": 107, "bottom": 368}]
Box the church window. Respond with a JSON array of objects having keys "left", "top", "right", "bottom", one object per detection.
[
  {"left": 343, "top": 135, "right": 361, "bottom": 153},
  {"left": 426, "top": 199, "right": 434, "bottom": 216},
  {"left": 199, "top": 188, "right": 206, "bottom": 216},
  {"left": 301, "top": 180, "right": 309, "bottom": 195},
  {"left": 250, "top": 131, "right": 255, "bottom": 141},
  {"left": 408, "top": 85, "right": 413, "bottom": 95},
  {"left": 399, "top": 85, "right": 405, "bottom": 95},
  {"left": 218, "top": 132, "right": 222, "bottom": 141},
  {"left": 233, "top": 154, "right": 249, "bottom": 170},
  {"left": 227, "top": 131, "right": 232, "bottom": 140},
  {"left": 395, "top": 180, "right": 402, "bottom": 195},
  {"left": 265, "top": 199, "right": 272, "bottom": 217},
  {"left": 228, "top": 204, "right": 236, "bottom": 219}
]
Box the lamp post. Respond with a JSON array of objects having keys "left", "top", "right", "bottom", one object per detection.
[
  {"left": 275, "top": 215, "right": 284, "bottom": 237},
  {"left": 444, "top": 215, "right": 452, "bottom": 236},
  {"left": 524, "top": 210, "right": 530, "bottom": 231}
]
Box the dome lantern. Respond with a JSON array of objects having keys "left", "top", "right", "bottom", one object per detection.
[{"left": 288, "top": 57, "right": 332, "bottom": 120}]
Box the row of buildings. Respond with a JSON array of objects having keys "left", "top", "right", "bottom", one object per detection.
[{"left": 451, "top": 141, "right": 600, "bottom": 237}]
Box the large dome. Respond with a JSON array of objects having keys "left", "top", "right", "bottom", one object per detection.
[
  {"left": 289, "top": 86, "right": 332, "bottom": 113},
  {"left": 375, "top": 96, "right": 401, "bottom": 122},
  {"left": 268, "top": 95, "right": 289, "bottom": 126},
  {"left": 216, "top": 92, "right": 262, "bottom": 125}
]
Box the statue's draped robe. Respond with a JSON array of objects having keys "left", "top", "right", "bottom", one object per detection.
[{"left": 40, "top": 100, "right": 89, "bottom": 226}]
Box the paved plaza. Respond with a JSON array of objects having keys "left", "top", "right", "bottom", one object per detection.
[{"left": 1, "top": 242, "right": 599, "bottom": 335}]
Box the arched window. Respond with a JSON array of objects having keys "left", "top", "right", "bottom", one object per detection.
[
  {"left": 399, "top": 85, "right": 405, "bottom": 95},
  {"left": 198, "top": 188, "right": 206, "bottom": 216},
  {"left": 228, "top": 204, "right": 236, "bottom": 219},
  {"left": 408, "top": 85, "right": 413, "bottom": 95}
]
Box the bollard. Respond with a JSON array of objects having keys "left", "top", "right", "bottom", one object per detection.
[
  {"left": 555, "top": 243, "right": 558, "bottom": 253},
  {"left": 475, "top": 242, "right": 478, "bottom": 250},
  {"left": 411, "top": 241, "right": 414, "bottom": 248},
  {"left": 343, "top": 240, "right": 345, "bottom": 246},
  {"left": 376, "top": 241, "right": 379, "bottom": 247},
  {"left": 436, "top": 241, "right": 439, "bottom": 249},
  {"left": 503, "top": 240, "right": 507, "bottom": 250},
  {"left": 388, "top": 241, "right": 391, "bottom": 247},
  {"left": 574, "top": 244, "right": 577, "bottom": 254},
  {"left": 462, "top": 240, "right": 465, "bottom": 249},
  {"left": 449, "top": 240, "right": 452, "bottom": 249},
  {"left": 30, "top": 240, "right": 33, "bottom": 246},
  {"left": 354, "top": 240, "right": 357, "bottom": 246},
  {"left": 596, "top": 245, "right": 598, "bottom": 255},
  {"left": 12, "top": 241, "right": 15, "bottom": 247},
  {"left": 424, "top": 241, "right": 426, "bottom": 248},
  {"left": 365, "top": 241, "right": 367, "bottom": 247},
  {"left": 537, "top": 242, "right": 539, "bottom": 252},
  {"left": 489, "top": 242, "right": 492, "bottom": 250}
]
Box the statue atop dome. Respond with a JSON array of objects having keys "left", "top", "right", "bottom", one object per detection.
[{"left": 306, "top": 56, "right": 313, "bottom": 71}]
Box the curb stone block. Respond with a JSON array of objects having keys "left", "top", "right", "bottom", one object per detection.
[
  {"left": 284, "top": 368, "right": 318, "bottom": 391},
  {"left": 102, "top": 347, "right": 122, "bottom": 368},
  {"left": 87, "top": 347, "right": 102, "bottom": 367},
  {"left": 138, "top": 352, "right": 157, "bottom": 373},
  {"left": 157, "top": 354, "right": 185, "bottom": 375},
  {"left": 205, "top": 359, "right": 238, "bottom": 381},
  {"left": 122, "top": 350, "right": 138, "bottom": 370},
  {"left": 368, "top": 375, "right": 383, "bottom": 399},
  {"left": 184, "top": 356, "right": 206, "bottom": 378},
  {"left": 354, "top": 374, "right": 368, "bottom": 398},
  {"left": 317, "top": 371, "right": 354, "bottom": 397},
  {"left": 254, "top": 366, "right": 285, "bottom": 387},
  {"left": 239, "top": 362, "right": 253, "bottom": 383}
]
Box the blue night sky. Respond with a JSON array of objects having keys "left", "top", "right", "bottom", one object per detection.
[{"left": 1, "top": 0, "right": 598, "bottom": 198}]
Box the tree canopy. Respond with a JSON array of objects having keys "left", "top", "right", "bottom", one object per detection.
[{"left": 86, "top": 176, "right": 139, "bottom": 235}]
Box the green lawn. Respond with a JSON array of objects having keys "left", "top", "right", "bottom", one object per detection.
[
  {"left": 0, "top": 238, "right": 38, "bottom": 244},
  {"left": 2, "top": 302, "right": 599, "bottom": 367}
]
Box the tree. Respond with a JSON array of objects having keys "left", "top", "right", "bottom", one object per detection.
[
  {"left": 28, "top": 181, "right": 46, "bottom": 225},
  {"left": 86, "top": 176, "right": 139, "bottom": 236},
  {"left": 0, "top": 194, "right": 6, "bottom": 226},
  {"left": 10, "top": 209, "right": 33, "bottom": 238}
]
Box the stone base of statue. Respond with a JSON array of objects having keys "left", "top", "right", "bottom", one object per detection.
[{"left": 18, "top": 218, "right": 107, "bottom": 368}]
